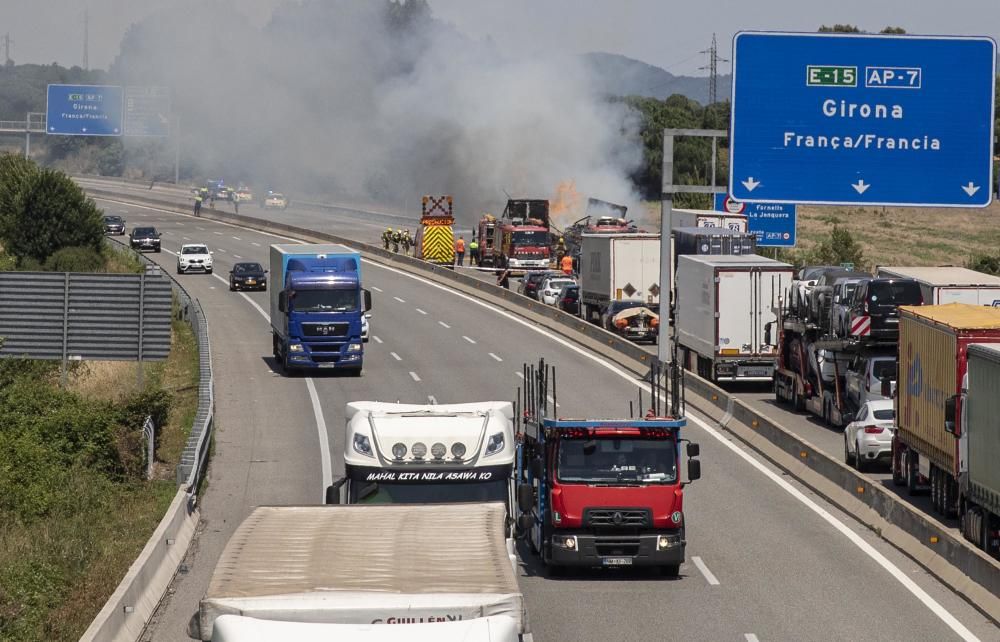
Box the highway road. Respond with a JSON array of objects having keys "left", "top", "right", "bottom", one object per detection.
[{"left": 93, "top": 195, "right": 998, "bottom": 642}]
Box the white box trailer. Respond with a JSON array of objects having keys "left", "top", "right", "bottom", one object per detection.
[
  {"left": 676, "top": 255, "right": 793, "bottom": 383},
  {"left": 672, "top": 208, "right": 749, "bottom": 233},
  {"left": 195, "top": 503, "right": 530, "bottom": 642},
  {"left": 876, "top": 266, "right": 1000, "bottom": 306},
  {"left": 579, "top": 233, "right": 660, "bottom": 323}
]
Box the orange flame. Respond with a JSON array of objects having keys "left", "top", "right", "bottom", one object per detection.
[{"left": 549, "top": 180, "right": 584, "bottom": 230}]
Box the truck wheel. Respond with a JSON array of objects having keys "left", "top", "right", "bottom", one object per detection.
[
  {"left": 660, "top": 564, "right": 680, "bottom": 578},
  {"left": 891, "top": 448, "right": 905, "bottom": 486},
  {"left": 905, "top": 451, "right": 919, "bottom": 496},
  {"left": 943, "top": 477, "right": 955, "bottom": 518}
]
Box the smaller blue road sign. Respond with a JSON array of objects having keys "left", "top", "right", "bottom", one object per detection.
[
  {"left": 124, "top": 86, "right": 171, "bottom": 137},
  {"left": 46, "top": 84, "right": 123, "bottom": 136},
  {"left": 714, "top": 194, "right": 797, "bottom": 247}
]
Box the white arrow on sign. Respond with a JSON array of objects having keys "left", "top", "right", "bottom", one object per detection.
[
  {"left": 962, "top": 182, "right": 980, "bottom": 197},
  {"left": 741, "top": 177, "right": 760, "bottom": 192},
  {"left": 852, "top": 180, "right": 870, "bottom": 194}
]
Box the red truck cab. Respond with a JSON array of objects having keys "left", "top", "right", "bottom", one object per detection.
[{"left": 517, "top": 418, "right": 700, "bottom": 576}]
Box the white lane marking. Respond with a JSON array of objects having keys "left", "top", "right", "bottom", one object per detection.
[
  {"left": 409, "top": 371, "right": 421, "bottom": 382},
  {"left": 463, "top": 335, "right": 477, "bottom": 344},
  {"left": 372, "top": 286, "right": 384, "bottom": 293},
  {"left": 350, "top": 260, "right": 981, "bottom": 641},
  {"left": 305, "top": 378, "right": 334, "bottom": 500},
  {"left": 214, "top": 231, "right": 223, "bottom": 235},
  {"left": 233, "top": 255, "right": 242, "bottom": 259},
  {"left": 162, "top": 231, "right": 173, "bottom": 235},
  {"left": 488, "top": 352, "right": 503, "bottom": 362},
  {"left": 745, "top": 635, "right": 760, "bottom": 642},
  {"left": 428, "top": 395, "right": 438, "bottom": 404},
  {"left": 393, "top": 296, "right": 406, "bottom": 303},
  {"left": 119, "top": 209, "right": 129, "bottom": 213},
  {"left": 416, "top": 308, "right": 427, "bottom": 315},
  {"left": 232, "top": 236, "right": 241, "bottom": 240},
  {"left": 515, "top": 371, "right": 525, "bottom": 379},
  {"left": 175, "top": 222, "right": 184, "bottom": 227},
  {"left": 161, "top": 248, "right": 176, "bottom": 255},
  {"left": 252, "top": 242, "right": 261, "bottom": 247},
  {"left": 197, "top": 227, "right": 206, "bottom": 231},
  {"left": 438, "top": 321, "right": 451, "bottom": 329},
  {"left": 183, "top": 236, "right": 191, "bottom": 241},
  {"left": 102, "top": 199, "right": 993, "bottom": 637},
  {"left": 217, "top": 248, "right": 226, "bottom": 253},
  {"left": 390, "top": 352, "right": 402, "bottom": 361},
  {"left": 212, "top": 273, "right": 269, "bottom": 320},
  {"left": 372, "top": 336, "right": 384, "bottom": 344},
  {"left": 692, "top": 556, "right": 720, "bottom": 586}
]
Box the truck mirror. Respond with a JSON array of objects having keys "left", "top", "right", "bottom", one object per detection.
[
  {"left": 517, "top": 513, "right": 535, "bottom": 534},
  {"left": 278, "top": 291, "right": 287, "bottom": 313},
  {"left": 363, "top": 289, "right": 372, "bottom": 312},
  {"left": 686, "top": 442, "right": 700, "bottom": 458},
  {"left": 687, "top": 458, "right": 702, "bottom": 482},
  {"left": 944, "top": 395, "right": 958, "bottom": 435},
  {"left": 517, "top": 483, "right": 534, "bottom": 512},
  {"left": 325, "top": 477, "right": 347, "bottom": 505},
  {"left": 530, "top": 458, "right": 544, "bottom": 480}
]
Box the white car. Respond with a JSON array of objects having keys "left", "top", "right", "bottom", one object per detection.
[
  {"left": 539, "top": 276, "right": 577, "bottom": 305},
  {"left": 844, "top": 399, "right": 895, "bottom": 472},
  {"left": 361, "top": 313, "right": 371, "bottom": 343},
  {"left": 264, "top": 193, "right": 288, "bottom": 210},
  {"left": 177, "top": 244, "right": 214, "bottom": 274}
]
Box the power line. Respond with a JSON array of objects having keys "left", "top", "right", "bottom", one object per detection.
[{"left": 699, "top": 33, "right": 729, "bottom": 105}]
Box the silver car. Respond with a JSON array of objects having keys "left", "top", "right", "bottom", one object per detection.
[
  {"left": 844, "top": 399, "right": 895, "bottom": 471},
  {"left": 845, "top": 353, "right": 897, "bottom": 408}
]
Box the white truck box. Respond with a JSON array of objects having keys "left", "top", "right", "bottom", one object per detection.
[
  {"left": 579, "top": 233, "right": 660, "bottom": 320},
  {"left": 196, "top": 503, "right": 529, "bottom": 641},
  {"left": 676, "top": 254, "right": 793, "bottom": 382},
  {"left": 210, "top": 614, "right": 521, "bottom": 642},
  {"left": 876, "top": 266, "right": 1000, "bottom": 306},
  {"left": 673, "top": 208, "right": 748, "bottom": 233}
]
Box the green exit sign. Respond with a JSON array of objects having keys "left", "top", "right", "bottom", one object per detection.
[{"left": 806, "top": 65, "right": 857, "bottom": 87}]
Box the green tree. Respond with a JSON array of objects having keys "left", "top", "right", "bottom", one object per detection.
[
  {"left": 880, "top": 26, "right": 906, "bottom": 34},
  {"left": 807, "top": 225, "right": 865, "bottom": 268},
  {"left": 1, "top": 168, "right": 105, "bottom": 265},
  {"left": 967, "top": 253, "right": 1000, "bottom": 276},
  {"left": 818, "top": 24, "right": 862, "bottom": 33}
]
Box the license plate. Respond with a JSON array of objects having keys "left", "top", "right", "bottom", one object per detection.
[
  {"left": 317, "top": 362, "right": 338, "bottom": 368},
  {"left": 601, "top": 557, "right": 633, "bottom": 566},
  {"left": 739, "top": 367, "right": 771, "bottom": 377},
  {"left": 246, "top": 279, "right": 256, "bottom": 284}
]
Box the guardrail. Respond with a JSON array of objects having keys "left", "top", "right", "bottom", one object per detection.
[
  {"left": 85, "top": 186, "right": 1000, "bottom": 622},
  {"left": 80, "top": 237, "right": 214, "bottom": 641}
]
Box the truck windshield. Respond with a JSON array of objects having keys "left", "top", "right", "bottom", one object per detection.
[
  {"left": 291, "top": 289, "right": 357, "bottom": 312},
  {"left": 351, "top": 479, "right": 509, "bottom": 504},
  {"left": 511, "top": 231, "right": 549, "bottom": 246},
  {"left": 558, "top": 437, "right": 677, "bottom": 484}
]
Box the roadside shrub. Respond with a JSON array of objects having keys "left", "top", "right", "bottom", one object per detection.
[{"left": 44, "top": 247, "right": 104, "bottom": 272}]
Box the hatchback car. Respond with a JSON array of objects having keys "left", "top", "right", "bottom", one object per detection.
[
  {"left": 177, "top": 244, "right": 213, "bottom": 274},
  {"left": 539, "top": 276, "right": 577, "bottom": 305},
  {"left": 846, "top": 278, "right": 922, "bottom": 341},
  {"left": 263, "top": 192, "right": 288, "bottom": 210},
  {"left": 844, "top": 399, "right": 895, "bottom": 471},
  {"left": 104, "top": 215, "right": 126, "bottom": 235},
  {"left": 557, "top": 284, "right": 580, "bottom": 315},
  {"left": 129, "top": 226, "right": 161, "bottom": 252},
  {"left": 229, "top": 262, "right": 267, "bottom": 291}
]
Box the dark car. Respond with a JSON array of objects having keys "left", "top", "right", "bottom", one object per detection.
[
  {"left": 229, "top": 261, "right": 268, "bottom": 291},
  {"left": 556, "top": 284, "right": 580, "bottom": 315},
  {"left": 129, "top": 226, "right": 161, "bottom": 253},
  {"left": 846, "top": 278, "right": 923, "bottom": 341},
  {"left": 103, "top": 215, "right": 126, "bottom": 235},
  {"left": 808, "top": 269, "right": 867, "bottom": 328},
  {"left": 600, "top": 300, "right": 660, "bottom": 344},
  {"left": 517, "top": 270, "right": 561, "bottom": 300}
]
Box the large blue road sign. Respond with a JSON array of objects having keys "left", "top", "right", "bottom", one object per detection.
[
  {"left": 124, "top": 86, "right": 171, "bottom": 137},
  {"left": 729, "top": 32, "right": 996, "bottom": 208},
  {"left": 714, "top": 194, "right": 797, "bottom": 247},
  {"left": 46, "top": 84, "right": 123, "bottom": 136}
]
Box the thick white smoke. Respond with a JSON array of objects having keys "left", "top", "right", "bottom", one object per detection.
[{"left": 112, "top": 0, "right": 644, "bottom": 225}]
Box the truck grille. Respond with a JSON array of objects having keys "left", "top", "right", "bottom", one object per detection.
[
  {"left": 302, "top": 323, "right": 349, "bottom": 337},
  {"left": 584, "top": 508, "right": 650, "bottom": 528},
  {"left": 594, "top": 537, "right": 641, "bottom": 557}
]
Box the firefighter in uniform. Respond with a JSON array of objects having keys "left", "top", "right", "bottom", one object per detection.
[
  {"left": 382, "top": 227, "right": 393, "bottom": 250},
  {"left": 392, "top": 229, "right": 402, "bottom": 253},
  {"left": 402, "top": 229, "right": 413, "bottom": 255}
]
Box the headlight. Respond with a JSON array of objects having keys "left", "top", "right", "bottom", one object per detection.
[
  {"left": 451, "top": 442, "right": 467, "bottom": 459},
  {"left": 411, "top": 442, "right": 427, "bottom": 459},
  {"left": 391, "top": 442, "right": 407, "bottom": 459},
  {"left": 347, "top": 344, "right": 362, "bottom": 352},
  {"left": 484, "top": 432, "right": 505, "bottom": 456},
  {"left": 289, "top": 343, "right": 305, "bottom": 353},
  {"left": 353, "top": 433, "right": 374, "bottom": 458},
  {"left": 431, "top": 442, "right": 447, "bottom": 460}
]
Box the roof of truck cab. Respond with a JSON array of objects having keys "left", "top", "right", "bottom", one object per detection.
[
  {"left": 900, "top": 303, "right": 1000, "bottom": 329},
  {"left": 678, "top": 254, "right": 793, "bottom": 268},
  {"left": 206, "top": 503, "right": 516, "bottom": 600},
  {"left": 878, "top": 266, "right": 1000, "bottom": 287}
]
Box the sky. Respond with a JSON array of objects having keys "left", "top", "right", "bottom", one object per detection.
[{"left": 5, "top": 0, "right": 1000, "bottom": 74}]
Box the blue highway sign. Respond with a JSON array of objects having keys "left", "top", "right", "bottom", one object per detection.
[
  {"left": 46, "top": 84, "right": 123, "bottom": 136},
  {"left": 714, "top": 194, "right": 797, "bottom": 247},
  {"left": 729, "top": 32, "right": 996, "bottom": 208},
  {"left": 124, "top": 86, "right": 171, "bottom": 137}
]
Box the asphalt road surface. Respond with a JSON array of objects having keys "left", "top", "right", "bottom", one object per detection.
[{"left": 92, "top": 195, "right": 997, "bottom": 642}]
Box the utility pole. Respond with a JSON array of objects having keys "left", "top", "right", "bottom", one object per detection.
[
  {"left": 83, "top": 8, "right": 90, "bottom": 70},
  {"left": 699, "top": 33, "right": 729, "bottom": 106},
  {"left": 2, "top": 33, "right": 13, "bottom": 66}
]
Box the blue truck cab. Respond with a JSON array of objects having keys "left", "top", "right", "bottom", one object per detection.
[{"left": 269, "top": 244, "right": 371, "bottom": 375}]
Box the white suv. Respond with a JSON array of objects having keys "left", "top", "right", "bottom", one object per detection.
[{"left": 177, "top": 244, "right": 214, "bottom": 274}]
